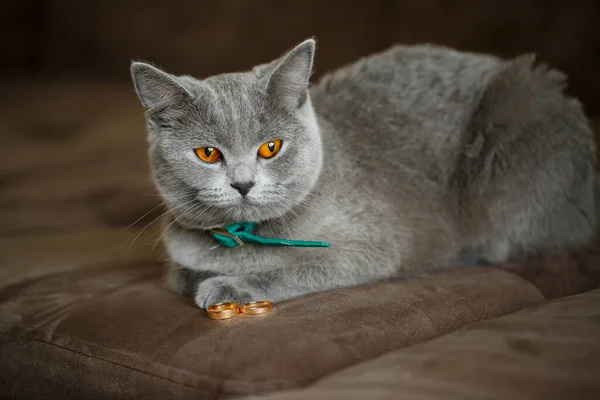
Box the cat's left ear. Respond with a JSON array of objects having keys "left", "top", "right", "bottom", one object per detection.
[
  {"left": 267, "top": 39, "right": 316, "bottom": 110},
  {"left": 130, "top": 62, "right": 192, "bottom": 111}
]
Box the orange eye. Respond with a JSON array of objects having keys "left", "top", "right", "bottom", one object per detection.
[
  {"left": 194, "top": 147, "right": 221, "bottom": 163},
  {"left": 257, "top": 139, "right": 282, "bottom": 159}
]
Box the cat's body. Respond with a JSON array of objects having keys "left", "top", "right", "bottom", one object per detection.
[{"left": 131, "top": 41, "right": 597, "bottom": 308}]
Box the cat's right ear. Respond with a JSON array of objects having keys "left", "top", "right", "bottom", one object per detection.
[
  {"left": 267, "top": 39, "right": 316, "bottom": 110},
  {"left": 130, "top": 62, "right": 192, "bottom": 110}
]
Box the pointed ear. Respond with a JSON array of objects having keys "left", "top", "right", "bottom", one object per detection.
[
  {"left": 130, "top": 62, "right": 192, "bottom": 110},
  {"left": 267, "top": 39, "right": 316, "bottom": 110}
]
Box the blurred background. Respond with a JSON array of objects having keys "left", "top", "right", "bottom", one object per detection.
[
  {"left": 4, "top": 0, "right": 600, "bottom": 108},
  {"left": 1, "top": 0, "right": 600, "bottom": 239}
]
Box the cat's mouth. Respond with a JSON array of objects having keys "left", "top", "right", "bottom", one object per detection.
[{"left": 171, "top": 198, "right": 279, "bottom": 229}]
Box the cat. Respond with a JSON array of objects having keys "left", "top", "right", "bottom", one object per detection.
[{"left": 130, "top": 39, "right": 598, "bottom": 309}]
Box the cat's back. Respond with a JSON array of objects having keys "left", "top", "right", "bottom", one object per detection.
[
  {"left": 312, "top": 44, "right": 500, "bottom": 120},
  {"left": 310, "top": 44, "right": 503, "bottom": 180}
]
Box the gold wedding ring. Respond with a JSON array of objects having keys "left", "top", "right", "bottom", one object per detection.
[
  {"left": 240, "top": 301, "right": 273, "bottom": 315},
  {"left": 206, "top": 302, "right": 240, "bottom": 320},
  {"left": 205, "top": 301, "right": 273, "bottom": 320}
]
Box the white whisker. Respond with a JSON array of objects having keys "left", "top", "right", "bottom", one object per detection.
[
  {"left": 151, "top": 202, "right": 202, "bottom": 250},
  {"left": 269, "top": 203, "right": 293, "bottom": 237},
  {"left": 125, "top": 198, "right": 198, "bottom": 249},
  {"left": 121, "top": 201, "right": 166, "bottom": 232}
]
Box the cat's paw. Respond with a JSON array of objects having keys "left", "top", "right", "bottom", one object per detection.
[
  {"left": 194, "top": 276, "right": 268, "bottom": 309},
  {"left": 167, "top": 265, "right": 217, "bottom": 297}
]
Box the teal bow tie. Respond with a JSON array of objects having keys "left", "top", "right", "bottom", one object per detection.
[{"left": 210, "top": 222, "right": 330, "bottom": 249}]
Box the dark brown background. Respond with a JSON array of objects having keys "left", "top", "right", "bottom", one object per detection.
[{"left": 3, "top": 0, "right": 600, "bottom": 113}]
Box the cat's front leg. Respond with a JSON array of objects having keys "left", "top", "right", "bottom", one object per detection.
[
  {"left": 194, "top": 262, "right": 376, "bottom": 308},
  {"left": 167, "top": 262, "right": 218, "bottom": 297}
]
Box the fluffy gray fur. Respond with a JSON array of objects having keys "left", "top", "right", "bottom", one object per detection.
[{"left": 131, "top": 39, "right": 598, "bottom": 308}]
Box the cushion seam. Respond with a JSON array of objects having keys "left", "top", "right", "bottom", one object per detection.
[
  {"left": 0, "top": 330, "right": 221, "bottom": 395},
  {"left": 0, "top": 327, "right": 304, "bottom": 390},
  {"left": 481, "top": 266, "right": 546, "bottom": 299}
]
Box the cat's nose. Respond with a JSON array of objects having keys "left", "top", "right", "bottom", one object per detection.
[{"left": 230, "top": 181, "right": 255, "bottom": 196}]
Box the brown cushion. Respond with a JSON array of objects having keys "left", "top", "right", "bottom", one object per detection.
[
  {"left": 503, "top": 241, "right": 600, "bottom": 300},
  {"left": 3, "top": 226, "right": 600, "bottom": 399},
  {"left": 249, "top": 287, "right": 600, "bottom": 400}
]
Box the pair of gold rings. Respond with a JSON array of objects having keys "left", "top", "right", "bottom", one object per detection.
[{"left": 206, "top": 301, "right": 273, "bottom": 320}]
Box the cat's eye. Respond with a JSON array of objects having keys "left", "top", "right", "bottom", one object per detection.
[
  {"left": 257, "top": 140, "right": 282, "bottom": 159},
  {"left": 195, "top": 147, "right": 222, "bottom": 163}
]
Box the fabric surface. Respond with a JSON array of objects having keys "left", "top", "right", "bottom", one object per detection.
[
  {"left": 0, "top": 229, "right": 549, "bottom": 398},
  {"left": 1, "top": 82, "right": 600, "bottom": 399},
  {"left": 249, "top": 287, "right": 600, "bottom": 400},
  {"left": 504, "top": 242, "right": 600, "bottom": 300}
]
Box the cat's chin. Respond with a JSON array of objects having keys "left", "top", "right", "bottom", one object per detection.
[
  {"left": 224, "top": 201, "right": 280, "bottom": 224},
  {"left": 179, "top": 202, "right": 283, "bottom": 230}
]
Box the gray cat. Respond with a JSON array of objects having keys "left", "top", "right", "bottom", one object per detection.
[{"left": 130, "top": 39, "right": 598, "bottom": 309}]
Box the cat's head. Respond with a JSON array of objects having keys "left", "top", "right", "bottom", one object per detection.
[{"left": 131, "top": 39, "right": 322, "bottom": 228}]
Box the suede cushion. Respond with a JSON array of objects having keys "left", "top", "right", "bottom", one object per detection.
[
  {"left": 3, "top": 227, "right": 600, "bottom": 398},
  {"left": 250, "top": 287, "right": 600, "bottom": 400}
]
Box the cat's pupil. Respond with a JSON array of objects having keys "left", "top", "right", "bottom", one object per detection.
[
  {"left": 267, "top": 142, "right": 275, "bottom": 152},
  {"left": 204, "top": 147, "right": 213, "bottom": 157}
]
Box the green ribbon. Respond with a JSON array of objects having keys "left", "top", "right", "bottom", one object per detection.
[{"left": 210, "top": 222, "right": 330, "bottom": 249}]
